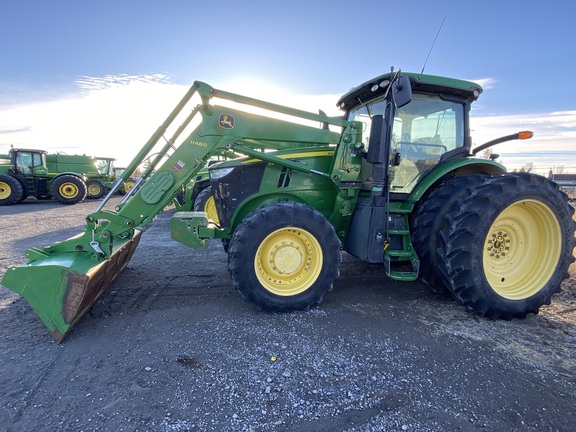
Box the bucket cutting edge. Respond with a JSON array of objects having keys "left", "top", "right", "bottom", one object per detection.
[{"left": 1, "top": 230, "right": 141, "bottom": 342}]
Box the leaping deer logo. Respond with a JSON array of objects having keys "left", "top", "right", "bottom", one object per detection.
[{"left": 219, "top": 114, "right": 235, "bottom": 129}]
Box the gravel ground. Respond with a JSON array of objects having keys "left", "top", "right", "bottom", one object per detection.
[{"left": 0, "top": 198, "right": 575, "bottom": 432}]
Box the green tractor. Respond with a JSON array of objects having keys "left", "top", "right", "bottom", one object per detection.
[
  {"left": 89, "top": 156, "right": 118, "bottom": 199},
  {"left": 0, "top": 148, "right": 88, "bottom": 205},
  {"left": 46, "top": 153, "right": 119, "bottom": 199},
  {"left": 2, "top": 71, "right": 574, "bottom": 342},
  {"left": 173, "top": 168, "right": 212, "bottom": 211},
  {"left": 113, "top": 167, "right": 137, "bottom": 195}
]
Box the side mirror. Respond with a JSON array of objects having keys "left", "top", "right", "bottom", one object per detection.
[{"left": 393, "top": 76, "right": 412, "bottom": 108}]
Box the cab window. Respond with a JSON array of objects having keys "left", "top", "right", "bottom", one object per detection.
[
  {"left": 16, "top": 152, "right": 33, "bottom": 175},
  {"left": 390, "top": 94, "right": 465, "bottom": 193}
]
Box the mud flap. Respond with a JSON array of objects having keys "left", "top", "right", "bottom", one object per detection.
[{"left": 2, "top": 230, "right": 141, "bottom": 342}]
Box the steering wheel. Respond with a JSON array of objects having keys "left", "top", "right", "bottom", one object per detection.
[{"left": 397, "top": 139, "right": 447, "bottom": 160}]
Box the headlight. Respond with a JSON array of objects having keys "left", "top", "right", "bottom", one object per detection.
[{"left": 210, "top": 167, "right": 235, "bottom": 180}]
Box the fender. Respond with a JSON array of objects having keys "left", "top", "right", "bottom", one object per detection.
[
  {"left": 52, "top": 172, "right": 88, "bottom": 182},
  {"left": 227, "top": 192, "right": 309, "bottom": 234},
  {"left": 408, "top": 157, "right": 507, "bottom": 203}
]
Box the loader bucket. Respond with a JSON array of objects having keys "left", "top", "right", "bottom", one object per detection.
[{"left": 1, "top": 230, "right": 141, "bottom": 343}]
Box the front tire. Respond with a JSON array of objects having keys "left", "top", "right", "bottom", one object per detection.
[
  {"left": 439, "top": 173, "right": 576, "bottom": 319},
  {"left": 193, "top": 187, "right": 220, "bottom": 225},
  {"left": 0, "top": 175, "right": 24, "bottom": 206},
  {"left": 50, "top": 175, "right": 87, "bottom": 204},
  {"left": 228, "top": 201, "right": 341, "bottom": 312},
  {"left": 122, "top": 178, "right": 135, "bottom": 194}
]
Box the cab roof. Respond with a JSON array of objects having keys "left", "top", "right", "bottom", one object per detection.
[
  {"left": 9, "top": 148, "right": 49, "bottom": 154},
  {"left": 337, "top": 71, "right": 483, "bottom": 111}
]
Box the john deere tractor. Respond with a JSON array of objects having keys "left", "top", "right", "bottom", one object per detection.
[
  {"left": 0, "top": 148, "right": 88, "bottom": 205},
  {"left": 2, "top": 70, "right": 574, "bottom": 342},
  {"left": 45, "top": 153, "right": 119, "bottom": 199}
]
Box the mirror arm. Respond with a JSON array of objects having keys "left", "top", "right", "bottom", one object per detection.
[{"left": 472, "top": 131, "right": 533, "bottom": 155}]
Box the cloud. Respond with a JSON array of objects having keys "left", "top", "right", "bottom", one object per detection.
[
  {"left": 470, "top": 111, "right": 576, "bottom": 172},
  {"left": 0, "top": 75, "right": 187, "bottom": 165},
  {"left": 1, "top": 74, "right": 573, "bottom": 173},
  {"left": 0, "top": 127, "right": 31, "bottom": 135},
  {"left": 75, "top": 73, "right": 173, "bottom": 91},
  {"left": 470, "top": 77, "right": 496, "bottom": 90},
  {"left": 0, "top": 75, "right": 344, "bottom": 166}
]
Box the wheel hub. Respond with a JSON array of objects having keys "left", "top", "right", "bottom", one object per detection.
[
  {"left": 0, "top": 182, "right": 10, "bottom": 199},
  {"left": 271, "top": 242, "right": 303, "bottom": 275},
  {"left": 486, "top": 231, "right": 511, "bottom": 259},
  {"left": 255, "top": 227, "right": 322, "bottom": 296},
  {"left": 60, "top": 183, "right": 78, "bottom": 198}
]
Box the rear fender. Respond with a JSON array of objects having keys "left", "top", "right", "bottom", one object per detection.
[
  {"left": 53, "top": 172, "right": 88, "bottom": 182},
  {"left": 408, "top": 158, "right": 506, "bottom": 202}
]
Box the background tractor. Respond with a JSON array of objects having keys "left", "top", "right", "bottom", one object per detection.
[
  {"left": 173, "top": 155, "right": 236, "bottom": 227},
  {"left": 113, "top": 167, "right": 137, "bottom": 195},
  {"left": 0, "top": 148, "right": 88, "bottom": 205},
  {"left": 2, "top": 71, "right": 574, "bottom": 342},
  {"left": 46, "top": 153, "right": 119, "bottom": 199}
]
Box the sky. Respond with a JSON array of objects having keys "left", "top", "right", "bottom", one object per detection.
[{"left": 1, "top": 0, "right": 575, "bottom": 173}]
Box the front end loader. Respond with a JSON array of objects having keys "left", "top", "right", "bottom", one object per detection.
[{"left": 2, "top": 71, "right": 574, "bottom": 342}]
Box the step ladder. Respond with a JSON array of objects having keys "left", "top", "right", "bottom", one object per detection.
[{"left": 384, "top": 214, "right": 419, "bottom": 281}]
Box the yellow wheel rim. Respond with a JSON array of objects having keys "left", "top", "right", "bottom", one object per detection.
[
  {"left": 0, "top": 181, "right": 11, "bottom": 199},
  {"left": 255, "top": 227, "right": 323, "bottom": 296},
  {"left": 204, "top": 196, "right": 220, "bottom": 225},
  {"left": 88, "top": 184, "right": 102, "bottom": 196},
  {"left": 483, "top": 199, "right": 561, "bottom": 300},
  {"left": 59, "top": 182, "right": 79, "bottom": 199},
  {"left": 124, "top": 181, "right": 135, "bottom": 193}
]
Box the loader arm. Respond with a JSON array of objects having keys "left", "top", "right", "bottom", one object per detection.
[{"left": 1, "top": 80, "right": 349, "bottom": 342}]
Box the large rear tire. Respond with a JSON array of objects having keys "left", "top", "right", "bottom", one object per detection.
[
  {"left": 228, "top": 201, "right": 341, "bottom": 312},
  {"left": 50, "top": 175, "right": 87, "bottom": 205},
  {"left": 412, "top": 174, "right": 488, "bottom": 293},
  {"left": 0, "top": 174, "right": 24, "bottom": 206},
  {"left": 439, "top": 173, "right": 576, "bottom": 319}
]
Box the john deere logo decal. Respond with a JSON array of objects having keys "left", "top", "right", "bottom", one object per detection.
[{"left": 219, "top": 114, "right": 235, "bottom": 129}]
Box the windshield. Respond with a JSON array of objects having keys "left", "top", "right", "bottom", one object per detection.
[
  {"left": 347, "top": 93, "right": 465, "bottom": 194},
  {"left": 95, "top": 159, "right": 112, "bottom": 175}
]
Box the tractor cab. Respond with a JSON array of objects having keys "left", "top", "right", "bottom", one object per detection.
[
  {"left": 10, "top": 148, "right": 49, "bottom": 177},
  {"left": 94, "top": 157, "right": 117, "bottom": 179},
  {"left": 339, "top": 72, "right": 481, "bottom": 196}
]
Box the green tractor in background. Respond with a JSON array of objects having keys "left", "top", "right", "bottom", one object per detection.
[
  {"left": 0, "top": 148, "right": 124, "bottom": 205},
  {"left": 2, "top": 70, "right": 575, "bottom": 342},
  {"left": 113, "top": 167, "right": 137, "bottom": 195},
  {"left": 46, "top": 153, "right": 118, "bottom": 199},
  {"left": 173, "top": 155, "right": 234, "bottom": 225},
  {"left": 173, "top": 167, "right": 219, "bottom": 224},
  {"left": 0, "top": 148, "right": 88, "bottom": 205}
]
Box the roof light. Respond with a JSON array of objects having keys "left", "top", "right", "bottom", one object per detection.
[
  {"left": 371, "top": 84, "right": 379, "bottom": 92},
  {"left": 379, "top": 80, "right": 390, "bottom": 88}
]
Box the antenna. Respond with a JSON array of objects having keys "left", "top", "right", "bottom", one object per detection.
[{"left": 420, "top": 16, "right": 446, "bottom": 77}]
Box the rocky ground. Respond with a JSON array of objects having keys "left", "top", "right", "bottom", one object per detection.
[{"left": 0, "top": 197, "right": 574, "bottom": 432}]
